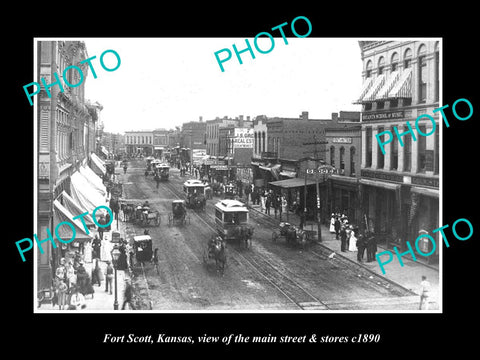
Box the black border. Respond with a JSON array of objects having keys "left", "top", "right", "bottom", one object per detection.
[{"left": 8, "top": 4, "right": 479, "bottom": 354}]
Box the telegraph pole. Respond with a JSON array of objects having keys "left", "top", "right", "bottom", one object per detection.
[{"left": 303, "top": 135, "right": 328, "bottom": 242}]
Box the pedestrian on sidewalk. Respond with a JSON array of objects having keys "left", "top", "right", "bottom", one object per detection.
[
  {"left": 334, "top": 216, "right": 341, "bottom": 240},
  {"left": 340, "top": 225, "right": 348, "bottom": 252},
  {"left": 356, "top": 233, "right": 367, "bottom": 262},
  {"left": 121, "top": 279, "right": 136, "bottom": 310},
  {"left": 91, "top": 258, "right": 103, "bottom": 286},
  {"left": 329, "top": 214, "right": 336, "bottom": 233},
  {"left": 105, "top": 261, "right": 114, "bottom": 295},
  {"left": 92, "top": 235, "right": 101, "bottom": 259},
  {"left": 348, "top": 225, "right": 358, "bottom": 252},
  {"left": 366, "top": 233, "right": 377, "bottom": 262},
  {"left": 265, "top": 194, "right": 271, "bottom": 215},
  {"left": 419, "top": 275, "right": 431, "bottom": 310}
]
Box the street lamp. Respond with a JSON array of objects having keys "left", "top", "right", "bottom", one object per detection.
[{"left": 111, "top": 246, "right": 121, "bottom": 310}]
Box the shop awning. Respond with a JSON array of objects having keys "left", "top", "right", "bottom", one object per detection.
[
  {"left": 354, "top": 76, "right": 374, "bottom": 104},
  {"left": 90, "top": 153, "right": 106, "bottom": 176},
  {"left": 70, "top": 172, "right": 108, "bottom": 217},
  {"left": 359, "top": 178, "right": 400, "bottom": 191},
  {"left": 361, "top": 74, "right": 386, "bottom": 102},
  {"left": 376, "top": 70, "right": 400, "bottom": 99},
  {"left": 269, "top": 178, "right": 317, "bottom": 189},
  {"left": 388, "top": 68, "right": 412, "bottom": 99},
  {"left": 101, "top": 146, "right": 109, "bottom": 157},
  {"left": 259, "top": 163, "right": 282, "bottom": 180},
  {"left": 79, "top": 165, "right": 107, "bottom": 196},
  {"left": 59, "top": 191, "right": 95, "bottom": 227},
  {"left": 53, "top": 200, "right": 93, "bottom": 242},
  {"left": 411, "top": 186, "right": 439, "bottom": 198}
]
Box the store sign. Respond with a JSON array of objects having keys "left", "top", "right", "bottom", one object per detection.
[
  {"left": 233, "top": 128, "right": 254, "bottom": 148},
  {"left": 332, "top": 137, "right": 352, "bottom": 144},
  {"left": 362, "top": 111, "right": 404, "bottom": 121}
]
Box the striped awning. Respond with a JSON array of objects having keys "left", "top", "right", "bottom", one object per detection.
[
  {"left": 376, "top": 70, "right": 400, "bottom": 99},
  {"left": 361, "top": 74, "right": 386, "bottom": 102},
  {"left": 354, "top": 77, "right": 374, "bottom": 104},
  {"left": 388, "top": 68, "right": 412, "bottom": 99}
]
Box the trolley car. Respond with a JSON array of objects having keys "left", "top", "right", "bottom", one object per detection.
[
  {"left": 183, "top": 179, "right": 209, "bottom": 210},
  {"left": 214, "top": 199, "right": 253, "bottom": 249}
]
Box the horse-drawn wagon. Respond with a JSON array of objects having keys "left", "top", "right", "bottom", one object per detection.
[
  {"left": 168, "top": 200, "right": 190, "bottom": 226},
  {"left": 132, "top": 235, "right": 153, "bottom": 266},
  {"left": 272, "top": 222, "right": 313, "bottom": 249},
  {"left": 214, "top": 199, "right": 253, "bottom": 249}
]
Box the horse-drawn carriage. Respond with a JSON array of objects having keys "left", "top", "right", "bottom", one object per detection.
[
  {"left": 272, "top": 222, "right": 313, "bottom": 249},
  {"left": 132, "top": 235, "right": 153, "bottom": 266},
  {"left": 183, "top": 179, "right": 208, "bottom": 210},
  {"left": 214, "top": 199, "right": 253, "bottom": 249},
  {"left": 120, "top": 200, "right": 160, "bottom": 226},
  {"left": 168, "top": 200, "right": 190, "bottom": 226}
]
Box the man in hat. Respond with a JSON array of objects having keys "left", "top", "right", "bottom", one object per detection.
[
  {"left": 105, "top": 261, "right": 114, "bottom": 294},
  {"left": 122, "top": 278, "right": 136, "bottom": 310},
  {"left": 419, "top": 275, "right": 432, "bottom": 310},
  {"left": 340, "top": 225, "right": 348, "bottom": 252}
]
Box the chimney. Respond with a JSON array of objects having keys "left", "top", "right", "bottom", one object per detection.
[
  {"left": 199, "top": 116, "right": 203, "bottom": 122},
  {"left": 331, "top": 112, "right": 338, "bottom": 122},
  {"left": 246, "top": 116, "right": 250, "bottom": 121},
  {"left": 300, "top": 111, "right": 309, "bottom": 120}
]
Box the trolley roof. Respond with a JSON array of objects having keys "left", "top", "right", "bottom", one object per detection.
[
  {"left": 184, "top": 179, "right": 208, "bottom": 187},
  {"left": 214, "top": 199, "right": 249, "bottom": 213}
]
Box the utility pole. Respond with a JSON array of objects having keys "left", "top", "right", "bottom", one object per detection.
[{"left": 303, "top": 135, "right": 328, "bottom": 242}]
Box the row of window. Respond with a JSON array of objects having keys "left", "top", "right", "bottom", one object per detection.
[
  {"left": 365, "top": 43, "right": 440, "bottom": 106},
  {"left": 125, "top": 135, "right": 153, "bottom": 145},
  {"left": 364, "top": 126, "right": 439, "bottom": 174},
  {"left": 329, "top": 146, "right": 356, "bottom": 177}
]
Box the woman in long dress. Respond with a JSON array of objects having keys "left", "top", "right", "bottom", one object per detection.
[
  {"left": 348, "top": 226, "right": 358, "bottom": 252},
  {"left": 329, "top": 214, "right": 336, "bottom": 233}
]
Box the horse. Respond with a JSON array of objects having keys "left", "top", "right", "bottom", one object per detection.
[
  {"left": 205, "top": 237, "right": 227, "bottom": 275},
  {"left": 234, "top": 225, "right": 254, "bottom": 249}
]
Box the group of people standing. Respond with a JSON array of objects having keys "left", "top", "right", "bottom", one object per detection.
[{"left": 330, "top": 213, "right": 377, "bottom": 263}]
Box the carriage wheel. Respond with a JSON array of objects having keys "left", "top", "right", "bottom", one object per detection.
[{"left": 272, "top": 232, "right": 279, "bottom": 242}]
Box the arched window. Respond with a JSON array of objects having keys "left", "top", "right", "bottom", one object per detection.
[
  {"left": 418, "top": 44, "right": 427, "bottom": 103},
  {"left": 366, "top": 60, "right": 373, "bottom": 78},
  {"left": 391, "top": 52, "right": 399, "bottom": 72},
  {"left": 404, "top": 48, "right": 412, "bottom": 69},
  {"left": 378, "top": 56, "right": 385, "bottom": 75}
]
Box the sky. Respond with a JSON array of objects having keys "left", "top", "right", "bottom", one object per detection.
[{"left": 83, "top": 38, "right": 364, "bottom": 133}]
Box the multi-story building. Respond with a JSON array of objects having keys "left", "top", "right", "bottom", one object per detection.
[
  {"left": 124, "top": 130, "right": 153, "bottom": 156},
  {"left": 37, "top": 40, "right": 97, "bottom": 288},
  {"left": 152, "top": 128, "right": 168, "bottom": 157},
  {"left": 325, "top": 121, "right": 362, "bottom": 223},
  {"left": 206, "top": 116, "right": 238, "bottom": 157},
  {"left": 354, "top": 40, "right": 440, "bottom": 260},
  {"left": 181, "top": 118, "right": 207, "bottom": 152}
]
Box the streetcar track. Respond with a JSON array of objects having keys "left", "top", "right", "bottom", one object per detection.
[{"left": 159, "top": 176, "right": 331, "bottom": 310}]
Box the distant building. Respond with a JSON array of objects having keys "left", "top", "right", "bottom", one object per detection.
[{"left": 124, "top": 130, "right": 153, "bottom": 156}]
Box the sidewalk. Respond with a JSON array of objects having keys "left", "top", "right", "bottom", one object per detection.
[{"left": 244, "top": 199, "right": 440, "bottom": 309}]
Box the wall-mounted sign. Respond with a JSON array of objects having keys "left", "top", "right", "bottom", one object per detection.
[
  {"left": 362, "top": 111, "right": 404, "bottom": 121},
  {"left": 332, "top": 137, "right": 352, "bottom": 144}
]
